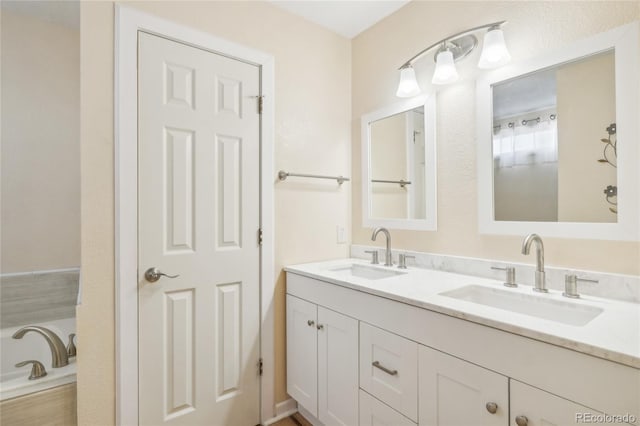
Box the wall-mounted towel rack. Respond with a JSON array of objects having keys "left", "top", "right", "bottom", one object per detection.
[
  {"left": 371, "top": 179, "right": 411, "bottom": 188},
  {"left": 278, "top": 170, "right": 350, "bottom": 185}
]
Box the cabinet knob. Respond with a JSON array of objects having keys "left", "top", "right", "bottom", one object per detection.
[
  {"left": 485, "top": 402, "right": 498, "bottom": 414},
  {"left": 317, "top": 324, "right": 324, "bottom": 330},
  {"left": 515, "top": 415, "right": 528, "bottom": 426},
  {"left": 307, "top": 320, "right": 315, "bottom": 327}
]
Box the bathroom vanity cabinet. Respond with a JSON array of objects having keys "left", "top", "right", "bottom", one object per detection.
[
  {"left": 286, "top": 271, "right": 639, "bottom": 426},
  {"left": 286, "top": 295, "right": 359, "bottom": 426}
]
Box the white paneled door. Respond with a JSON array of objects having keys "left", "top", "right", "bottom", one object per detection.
[{"left": 138, "top": 32, "right": 261, "bottom": 426}]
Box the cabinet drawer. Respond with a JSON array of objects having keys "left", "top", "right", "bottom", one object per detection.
[
  {"left": 360, "top": 322, "right": 418, "bottom": 422},
  {"left": 359, "top": 390, "right": 416, "bottom": 426}
]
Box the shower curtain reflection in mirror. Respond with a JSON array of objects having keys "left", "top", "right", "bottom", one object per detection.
[{"left": 493, "top": 113, "right": 558, "bottom": 222}]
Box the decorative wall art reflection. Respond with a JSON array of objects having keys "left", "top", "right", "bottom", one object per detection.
[{"left": 598, "top": 122, "right": 617, "bottom": 214}]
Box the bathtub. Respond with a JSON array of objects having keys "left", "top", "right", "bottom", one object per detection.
[{"left": 1, "top": 317, "right": 76, "bottom": 401}]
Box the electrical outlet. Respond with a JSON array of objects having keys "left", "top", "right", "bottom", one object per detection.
[{"left": 336, "top": 225, "right": 347, "bottom": 244}]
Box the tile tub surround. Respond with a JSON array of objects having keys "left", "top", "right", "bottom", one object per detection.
[
  {"left": 352, "top": 245, "right": 640, "bottom": 303},
  {"left": 285, "top": 259, "right": 640, "bottom": 368},
  {"left": 0, "top": 269, "right": 80, "bottom": 328}
]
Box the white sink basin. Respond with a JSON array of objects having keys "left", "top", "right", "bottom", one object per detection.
[
  {"left": 328, "top": 264, "right": 406, "bottom": 280},
  {"left": 439, "top": 285, "right": 603, "bottom": 326}
]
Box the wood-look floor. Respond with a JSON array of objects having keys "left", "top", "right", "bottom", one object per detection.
[{"left": 271, "top": 412, "right": 313, "bottom": 426}]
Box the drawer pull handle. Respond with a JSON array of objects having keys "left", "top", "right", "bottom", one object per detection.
[
  {"left": 485, "top": 402, "right": 498, "bottom": 414},
  {"left": 515, "top": 415, "right": 528, "bottom": 426},
  {"left": 372, "top": 361, "right": 398, "bottom": 376}
]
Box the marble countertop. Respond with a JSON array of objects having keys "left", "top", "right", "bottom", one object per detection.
[{"left": 285, "top": 258, "right": 640, "bottom": 369}]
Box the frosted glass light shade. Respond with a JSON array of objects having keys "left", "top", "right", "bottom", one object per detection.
[
  {"left": 478, "top": 28, "right": 511, "bottom": 69},
  {"left": 432, "top": 50, "right": 459, "bottom": 85},
  {"left": 396, "top": 66, "right": 421, "bottom": 97}
]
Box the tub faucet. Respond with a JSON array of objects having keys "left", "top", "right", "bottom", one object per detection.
[
  {"left": 12, "top": 326, "right": 69, "bottom": 368},
  {"left": 371, "top": 227, "right": 393, "bottom": 266},
  {"left": 521, "top": 233, "right": 547, "bottom": 293}
]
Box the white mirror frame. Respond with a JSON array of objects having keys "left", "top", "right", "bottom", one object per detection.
[
  {"left": 361, "top": 94, "right": 437, "bottom": 231},
  {"left": 476, "top": 21, "right": 640, "bottom": 241}
]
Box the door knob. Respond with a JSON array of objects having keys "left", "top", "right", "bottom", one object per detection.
[
  {"left": 485, "top": 402, "right": 498, "bottom": 414},
  {"left": 144, "top": 267, "right": 179, "bottom": 283},
  {"left": 515, "top": 415, "right": 528, "bottom": 426}
]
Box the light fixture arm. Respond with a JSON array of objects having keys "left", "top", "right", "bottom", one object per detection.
[{"left": 398, "top": 20, "right": 506, "bottom": 69}]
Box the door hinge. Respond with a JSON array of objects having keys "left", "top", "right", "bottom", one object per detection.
[
  {"left": 257, "top": 95, "right": 264, "bottom": 114},
  {"left": 258, "top": 228, "right": 263, "bottom": 246},
  {"left": 258, "top": 358, "right": 263, "bottom": 376}
]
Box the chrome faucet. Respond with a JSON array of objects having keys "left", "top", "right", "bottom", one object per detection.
[
  {"left": 12, "top": 326, "right": 69, "bottom": 368},
  {"left": 521, "top": 233, "right": 547, "bottom": 293},
  {"left": 371, "top": 227, "right": 393, "bottom": 266}
]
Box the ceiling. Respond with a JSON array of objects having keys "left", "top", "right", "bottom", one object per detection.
[
  {"left": 1, "top": 1, "right": 408, "bottom": 37},
  {"left": 268, "top": 0, "right": 411, "bottom": 38},
  {"left": 493, "top": 69, "right": 557, "bottom": 119}
]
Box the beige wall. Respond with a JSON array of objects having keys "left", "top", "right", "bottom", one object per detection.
[
  {"left": 78, "top": 1, "right": 350, "bottom": 424},
  {"left": 557, "top": 51, "right": 617, "bottom": 222},
  {"left": 1, "top": 10, "right": 80, "bottom": 273},
  {"left": 352, "top": 1, "right": 640, "bottom": 275}
]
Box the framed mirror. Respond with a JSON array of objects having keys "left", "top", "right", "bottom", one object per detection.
[
  {"left": 361, "top": 95, "right": 437, "bottom": 230},
  {"left": 476, "top": 21, "right": 639, "bottom": 240}
]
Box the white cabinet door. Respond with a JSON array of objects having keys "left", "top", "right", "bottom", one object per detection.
[
  {"left": 510, "top": 380, "right": 602, "bottom": 426},
  {"left": 360, "top": 323, "right": 418, "bottom": 422},
  {"left": 287, "top": 295, "right": 318, "bottom": 416},
  {"left": 318, "top": 307, "right": 359, "bottom": 426},
  {"left": 360, "top": 390, "right": 416, "bottom": 426},
  {"left": 419, "top": 345, "right": 508, "bottom": 426}
]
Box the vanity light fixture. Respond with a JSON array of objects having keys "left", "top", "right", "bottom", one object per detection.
[
  {"left": 396, "top": 21, "right": 510, "bottom": 95},
  {"left": 478, "top": 25, "right": 511, "bottom": 68},
  {"left": 432, "top": 48, "right": 459, "bottom": 85},
  {"left": 396, "top": 65, "right": 421, "bottom": 97}
]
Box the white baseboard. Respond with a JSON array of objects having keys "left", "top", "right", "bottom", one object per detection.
[
  {"left": 263, "top": 398, "right": 298, "bottom": 425},
  {"left": 298, "top": 406, "right": 324, "bottom": 426}
]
